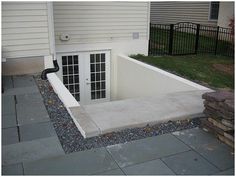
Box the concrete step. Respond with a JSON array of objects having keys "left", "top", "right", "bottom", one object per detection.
[{"left": 70, "top": 89, "right": 209, "bottom": 138}]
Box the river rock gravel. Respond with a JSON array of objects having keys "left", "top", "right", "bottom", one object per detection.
[{"left": 34, "top": 75, "right": 201, "bottom": 154}]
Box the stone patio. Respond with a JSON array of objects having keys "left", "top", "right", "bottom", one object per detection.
[{"left": 2, "top": 75, "right": 234, "bottom": 175}]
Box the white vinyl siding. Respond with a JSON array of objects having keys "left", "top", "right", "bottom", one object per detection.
[
  {"left": 151, "top": 2, "right": 217, "bottom": 26},
  {"left": 53, "top": 2, "right": 149, "bottom": 45},
  {"left": 2, "top": 2, "right": 50, "bottom": 58}
]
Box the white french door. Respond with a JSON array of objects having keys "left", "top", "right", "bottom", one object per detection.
[{"left": 58, "top": 50, "right": 110, "bottom": 105}]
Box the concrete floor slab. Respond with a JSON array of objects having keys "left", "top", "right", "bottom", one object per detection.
[
  {"left": 2, "top": 127, "right": 19, "bottom": 145},
  {"left": 106, "top": 134, "right": 190, "bottom": 168},
  {"left": 162, "top": 150, "right": 219, "bottom": 175},
  {"left": 2, "top": 136, "right": 64, "bottom": 165},
  {"left": 23, "top": 148, "right": 119, "bottom": 175},
  {"left": 81, "top": 90, "right": 208, "bottom": 136},
  {"left": 172, "top": 127, "right": 221, "bottom": 149},
  {"left": 194, "top": 142, "right": 234, "bottom": 171},
  {"left": 19, "top": 122, "right": 56, "bottom": 142},
  {"left": 13, "top": 75, "right": 36, "bottom": 88},
  {"left": 2, "top": 163, "right": 24, "bottom": 175},
  {"left": 2, "top": 114, "right": 17, "bottom": 128},
  {"left": 16, "top": 102, "right": 50, "bottom": 125},
  {"left": 122, "top": 159, "right": 175, "bottom": 175}
]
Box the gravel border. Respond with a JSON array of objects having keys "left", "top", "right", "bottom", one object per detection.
[{"left": 34, "top": 75, "right": 202, "bottom": 154}]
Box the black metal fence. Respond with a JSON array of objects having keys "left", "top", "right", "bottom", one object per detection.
[{"left": 149, "top": 22, "right": 234, "bottom": 57}]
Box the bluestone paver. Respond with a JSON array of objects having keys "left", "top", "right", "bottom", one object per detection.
[
  {"left": 122, "top": 159, "right": 175, "bottom": 175},
  {"left": 106, "top": 134, "right": 190, "bottom": 168},
  {"left": 2, "top": 127, "right": 19, "bottom": 145},
  {"left": 13, "top": 75, "right": 36, "bottom": 88},
  {"left": 23, "top": 147, "right": 119, "bottom": 175},
  {"left": 97, "top": 168, "right": 125, "bottom": 175},
  {"left": 2, "top": 136, "right": 64, "bottom": 165},
  {"left": 16, "top": 93, "right": 43, "bottom": 104},
  {"left": 172, "top": 127, "right": 219, "bottom": 149},
  {"left": 217, "top": 168, "right": 234, "bottom": 175},
  {"left": 162, "top": 150, "right": 219, "bottom": 175},
  {"left": 194, "top": 141, "right": 234, "bottom": 171},
  {"left": 16, "top": 102, "right": 50, "bottom": 125},
  {"left": 3, "top": 86, "right": 39, "bottom": 96},
  {"left": 2, "top": 76, "right": 13, "bottom": 90},
  {"left": 2, "top": 163, "right": 24, "bottom": 175},
  {"left": 19, "top": 122, "right": 56, "bottom": 141},
  {"left": 2, "top": 114, "right": 17, "bottom": 128},
  {"left": 2, "top": 95, "right": 15, "bottom": 115}
]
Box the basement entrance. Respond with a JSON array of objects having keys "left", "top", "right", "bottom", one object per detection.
[{"left": 57, "top": 50, "right": 110, "bottom": 105}]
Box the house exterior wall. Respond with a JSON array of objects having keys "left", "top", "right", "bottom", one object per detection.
[
  {"left": 2, "top": 2, "right": 51, "bottom": 75},
  {"left": 2, "top": 57, "right": 45, "bottom": 75},
  {"left": 217, "top": 2, "right": 234, "bottom": 28},
  {"left": 53, "top": 2, "right": 148, "bottom": 45},
  {"left": 150, "top": 1, "right": 217, "bottom": 26},
  {"left": 53, "top": 2, "right": 150, "bottom": 100}
]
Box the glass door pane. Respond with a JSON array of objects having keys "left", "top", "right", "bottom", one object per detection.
[
  {"left": 90, "top": 53, "right": 106, "bottom": 100},
  {"left": 61, "top": 55, "right": 80, "bottom": 101}
]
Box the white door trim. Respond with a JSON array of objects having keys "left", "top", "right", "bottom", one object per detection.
[
  {"left": 56, "top": 50, "right": 111, "bottom": 105},
  {"left": 84, "top": 50, "right": 111, "bottom": 105}
]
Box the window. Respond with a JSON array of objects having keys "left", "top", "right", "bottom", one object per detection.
[{"left": 209, "top": 2, "right": 220, "bottom": 20}]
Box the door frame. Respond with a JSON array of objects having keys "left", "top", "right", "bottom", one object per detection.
[
  {"left": 83, "top": 50, "right": 111, "bottom": 105},
  {"left": 56, "top": 50, "right": 111, "bottom": 105}
]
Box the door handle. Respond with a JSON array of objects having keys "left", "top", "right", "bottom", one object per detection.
[{"left": 86, "top": 82, "right": 91, "bottom": 85}]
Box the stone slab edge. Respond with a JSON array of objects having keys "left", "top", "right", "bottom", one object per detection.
[
  {"left": 100, "top": 112, "right": 205, "bottom": 135},
  {"left": 68, "top": 106, "right": 100, "bottom": 138}
]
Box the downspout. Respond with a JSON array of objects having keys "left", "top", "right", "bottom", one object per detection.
[
  {"left": 41, "top": 60, "right": 59, "bottom": 80},
  {"left": 41, "top": 2, "right": 58, "bottom": 80}
]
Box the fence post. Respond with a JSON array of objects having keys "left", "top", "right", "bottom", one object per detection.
[
  {"left": 214, "top": 26, "right": 220, "bottom": 55},
  {"left": 169, "top": 24, "right": 174, "bottom": 55},
  {"left": 195, "top": 24, "right": 200, "bottom": 54}
]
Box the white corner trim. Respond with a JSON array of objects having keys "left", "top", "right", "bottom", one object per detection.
[
  {"left": 44, "top": 55, "right": 54, "bottom": 68},
  {"left": 47, "top": 2, "right": 56, "bottom": 59},
  {"left": 147, "top": 2, "right": 150, "bottom": 41},
  {"left": 118, "top": 54, "right": 211, "bottom": 91},
  {"left": 47, "top": 73, "right": 80, "bottom": 108}
]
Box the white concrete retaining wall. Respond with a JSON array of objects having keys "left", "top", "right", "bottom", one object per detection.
[
  {"left": 116, "top": 55, "right": 210, "bottom": 100},
  {"left": 47, "top": 73, "right": 80, "bottom": 108}
]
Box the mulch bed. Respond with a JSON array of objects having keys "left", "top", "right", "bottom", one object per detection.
[{"left": 34, "top": 75, "right": 202, "bottom": 154}]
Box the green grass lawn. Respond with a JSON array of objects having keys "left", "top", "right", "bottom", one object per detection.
[
  {"left": 130, "top": 54, "right": 234, "bottom": 89},
  {"left": 149, "top": 27, "right": 234, "bottom": 57}
]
